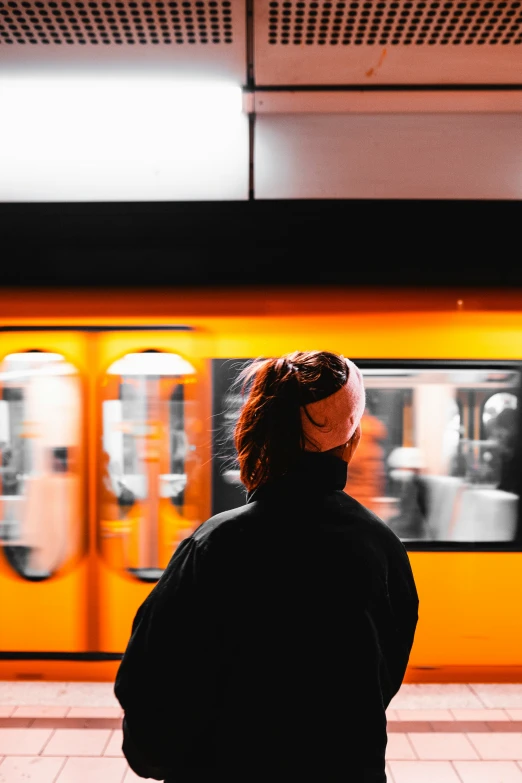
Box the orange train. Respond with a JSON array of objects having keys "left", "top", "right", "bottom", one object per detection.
[{"left": 0, "top": 286, "right": 521, "bottom": 684}]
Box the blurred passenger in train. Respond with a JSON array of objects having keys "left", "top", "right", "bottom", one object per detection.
[
  {"left": 101, "top": 450, "right": 135, "bottom": 516},
  {"left": 344, "top": 405, "right": 388, "bottom": 514},
  {"left": 0, "top": 443, "right": 20, "bottom": 495},
  {"left": 489, "top": 407, "right": 518, "bottom": 493},
  {"left": 0, "top": 442, "right": 21, "bottom": 544},
  {"left": 171, "top": 428, "right": 188, "bottom": 475},
  {"left": 115, "top": 351, "right": 419, "bottom": 783},
  {"left": 386, "top": 447, "right": 429, "bottom": 539}
]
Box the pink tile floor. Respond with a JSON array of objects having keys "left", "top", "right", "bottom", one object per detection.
[{"left": 1, "top": 682, "right": 522, "bottom": 781}]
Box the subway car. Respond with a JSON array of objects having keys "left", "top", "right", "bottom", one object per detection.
[{"left": 0, "top": 285, "right": 521, "bottom": 684}]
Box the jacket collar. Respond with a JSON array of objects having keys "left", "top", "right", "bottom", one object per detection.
[{"left": 246, "top": 451, "right": 348, "bottom": 505}]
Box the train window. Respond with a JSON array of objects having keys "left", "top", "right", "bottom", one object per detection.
[
  {"left": 100, "top": 350, "right": 199, "bottom": 582},
  {"left": 0, "top": 351, "right": 83, "bottom": 581},
  {"left": 212, "top": 360, "right": 521, "bottom": 544},
  {"left": 348, "top": 367, "right": 520, "bottom": 543}
]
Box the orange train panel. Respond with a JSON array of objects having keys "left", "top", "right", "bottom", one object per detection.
[
  {"left": 0, "top": 331, "right": 88, "bottom": 655},
  {"left": 0, "top": 287, "right": 520, "bottom": 682}
]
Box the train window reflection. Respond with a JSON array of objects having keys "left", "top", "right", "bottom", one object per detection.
[
  {"left": 100, "top": 351, "right": 198, "bottom": 582},
  {"left": 346, "top": 367, "right": 520, "bottom": 542},
  {"left": 0, "top": 351, "right": 82, "bottom": 580}
]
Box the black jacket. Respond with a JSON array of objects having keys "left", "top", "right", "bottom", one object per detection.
[{"left": 114, "top": 452, "right": 419, "bottom": 783}]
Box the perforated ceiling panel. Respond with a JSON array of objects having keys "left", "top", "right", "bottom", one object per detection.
[
  {"left": 0, "top": 0, "right": 245, "bottom": 78},
  {"left": 255, "top": 0, "right": 522, "bottom": 84}
]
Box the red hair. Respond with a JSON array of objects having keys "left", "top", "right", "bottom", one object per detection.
[{"left": 233, "top": 351, "right": 348, "bottom": 491}]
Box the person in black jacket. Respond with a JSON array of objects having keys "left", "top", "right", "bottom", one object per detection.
[{"left": 114, "top": 350, "right": 419, "bottom": 783}]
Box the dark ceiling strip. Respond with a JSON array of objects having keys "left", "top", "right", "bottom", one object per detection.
[
  {"left": 246, "top": 0, "right": 255, "bottom": 200},
  {"left": 254, "top": 83, "right": 522, "bottom": 91}
]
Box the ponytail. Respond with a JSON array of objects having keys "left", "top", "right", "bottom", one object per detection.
[{"left": 234, "top": 356, "right": 302, "bottom": 491}]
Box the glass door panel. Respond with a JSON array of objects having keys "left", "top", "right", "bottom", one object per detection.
[
  {"left": 100, "top": 350, "right": 200, "bottom": 582},
  {"left": 0, "top": 351, "right": 83, "bottom": 581}
]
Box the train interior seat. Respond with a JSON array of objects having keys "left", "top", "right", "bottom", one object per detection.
[{"left": 422, "top": 474, "right": 517, "bottom": 542}]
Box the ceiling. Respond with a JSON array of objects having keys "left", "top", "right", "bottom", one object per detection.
[
  {"left": 1, "top": 0, "right": 521, "bottom": 85},
  {"left": 2, "top": 0, "right": 522, "bottom": 201}
]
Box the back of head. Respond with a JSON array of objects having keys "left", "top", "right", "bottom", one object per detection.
[{"left": 233, "top": 350, "right": 365, "bottom": 492}]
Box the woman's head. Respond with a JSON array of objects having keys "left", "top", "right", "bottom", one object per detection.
[{"left": 233, "top": 350, "right": 366, "bottom": 491}]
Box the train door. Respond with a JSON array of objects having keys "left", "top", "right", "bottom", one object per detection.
[
  {"left": 0, "top": 331, "right": 88, "bottom": 658},
  {"left": 94, "top": 329, "right": 212, "bottom": 655}
]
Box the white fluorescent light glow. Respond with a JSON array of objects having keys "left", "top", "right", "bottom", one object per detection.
[
  {"left": 0, "top": 352, "right": 77, "bottom": 380},
  {"left": 0, "top": 75, "right": 248, "bottom": 201},
  {"left": 107, "top": 352, "right": 196, "bottom": 377}
]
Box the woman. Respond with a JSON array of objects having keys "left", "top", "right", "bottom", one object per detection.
[{"left": 115, "top": 351, "right": 419, "bottom": 783}]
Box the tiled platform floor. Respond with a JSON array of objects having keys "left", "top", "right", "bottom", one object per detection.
[{"left": 1, "top": 682, "right": 522, "bottom": 782}]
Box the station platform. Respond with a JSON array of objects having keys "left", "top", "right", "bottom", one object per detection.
[{"left": 0, "top": 682, "right": 522, "bottom": 782}]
